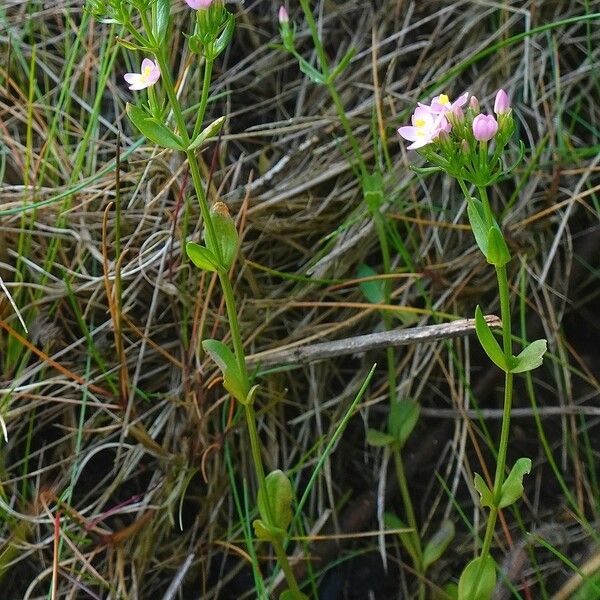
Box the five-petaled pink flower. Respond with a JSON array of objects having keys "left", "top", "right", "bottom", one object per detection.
[
  {"left": 124, "top": 58, "right": 160, "bottom": 91},
  {"left": 185, "top": 0, "right": 213, "bottom": 8},
  {"left": 494, "top": 89, "right": 510, "bottom": 114},
  {"left": 472, "top": 114, "right": 498, "bottom": 141},
  {"left": 422, "top": 91, "right": 469, "bottom": 115},
  {"left": 398, "top": 106, "right": 451, "bottom": 150}
]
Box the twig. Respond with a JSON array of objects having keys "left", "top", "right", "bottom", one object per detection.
[{"left": 247, "top": 315, "right": 501, "bottom": 368}]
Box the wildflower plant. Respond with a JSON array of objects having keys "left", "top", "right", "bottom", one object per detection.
[
  {"left": 277, "top": 5, "right": 462, "bottom": 597},
  {"left": 87, "top": 0, "right": 305, "bottom": 598},
  {"left": 399, "top": 90, "right": 547, "bottom": 599}
]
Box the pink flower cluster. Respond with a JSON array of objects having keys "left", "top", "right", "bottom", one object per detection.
[{"left": 398, "top": 90, "right": 510, "bottom": 150}]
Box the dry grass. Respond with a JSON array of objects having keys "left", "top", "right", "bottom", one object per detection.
[{"left": 1, "top": 0, "right": 600, "bottom": 598}]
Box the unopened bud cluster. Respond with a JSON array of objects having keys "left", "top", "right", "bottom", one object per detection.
[{"left": 398, "top": 90, "right": 515, "bottom": 187}]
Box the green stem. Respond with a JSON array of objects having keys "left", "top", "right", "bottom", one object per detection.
[
  {"left": 393, "top": 449, "right": 424, "bottom": 592},
  {"left": 468, "top": 188, "right": 515, "bottom": 599},
  {"left": 272, "top": 537, "right": 304, "bottom": 599},
  {"left": 156, "top": 45, "right": 302, "bottom": 597},
  {"left": 297, "top": 0, "right": 366, "bottom": 177},
  {"left": 192, "top": 56, "right": 214, "bottom": 139}
]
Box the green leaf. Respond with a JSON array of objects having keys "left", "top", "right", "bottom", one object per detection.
[
  {"left": 298, "top": 58, "right": 325, "bottom": 84},
  {"left": 280, "top": 591, "right": 309, "bottom": 600},
  {"left": 475, "top": 305, "right": 508, "bottom": 371},
  {"left": 423, "top": 519, "right": 455, "bottom": 571},
  {"left": 486, "top": 225, "right": 511, "bottom": 267},
  {"left": 411, "top": 165, "right": 443, "bottom": 176},
  {"left": 202, "top": 339, "right": 248, "bottom": 403},
  {"left": 257, "top": 470, "right": 293, "bottom": 531},
  {"left": 154, "top": 0, "right": 170, "bottom": 39},
  {"left": 458, "top": 556, "right": 496, "bottom": 600},
  {"left": 209, "top": 202, "right": 238, "bottom": 270},
  {"left": 253, "top": 518, "right": 280, "bottom": 541},
  {"left": 388, "top": 399, "right": 420, "bottom": 448},
  {"left": 473, "top": 474, "right": 494, "bottom": 509},
  {"left": 466, "top": 197, "right": 491, "bottom": 258},
  {"left": 328, "top": 46, "right": 356, "bottom": 83},
  {"left": 439, "top": 583, "right": 458, "bottom": 600},
  {"left": 510, "top": 339, "right": 547, "bottom": 373},
  {"left": 126, "top": 103, "right": 184, "bottom": 150},
  {"left": 362, "top": 172, "right": 384, "bottom": 211},
  {"left": 498, "top": 457, "right": 531, "bottom": 508},
  {"left": 384, "top": 512, "right": 420, "bottom": 566},
  {"left": 357, "top": 264, "right": 384, "bottom": 304},
  {"left": 366, "top": 428, "right": 396, "bottom": 448},
  {"left": 213, "top": 13, "right": 236, "bottom": 58},
  {"left": 186, "top": 241, "right": 218, "bottom": 272},
  {"left": 188, "top": 115, "right": 226, "bottom": 150}
]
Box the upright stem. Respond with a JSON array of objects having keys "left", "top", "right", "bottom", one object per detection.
[
  {"left": 469, "top": 188, "right": 515, "bottom": 599},
  {"left": 297, "top": 0, "right": 366, "bottom": 177},
  {"left": 155, "top": 45, "right": 303, "bottom": 599},
  {"left": 192, "top": 56, "right": 214, "bottom": 139}
]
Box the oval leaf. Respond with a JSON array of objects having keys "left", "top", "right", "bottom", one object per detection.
[
  {"left": 154, "top": 0, "right": 170, "bottom": 38},
  {"left": 366, "top": 428, "right": 396, "bottom": 448},
  {"left": 209, "top": 202, "right": 238, "bottom": 270},
  {"left": 498, "top": 457, "right": 531, "bottom": 508},
  {"left": 473, "top": 474, "right": 493, "bottom": 509},
  {"left": 486, "top": 226, "right": 511, "bottom": 267},
  {"left": 384, "top": 512, "right": 419, "bottom": 566},
  {"left": 458, "top": 556, "right": 496, "bottom": 600},
  {"left": 253, "top": 518, "right": 280, "bottom": 542},
  {"left": 126, "top": 103, "right": 184, "bottom": 150},
  {"left": 510, "top": 339, "right": 547, "bottom": 374},
  {"left": 394, "top": 399, "right": 420, "bottom": 447},
  {"left": 280, "top": 591, "right": 309, "bottom": 600},
  {"left": 202, "top": 339, "right": 248, "bottom": 403},
  {"left": 186, "top": 241, "right": 218, "bottom": 272},
  {"left": 423, "top": 519, "right": 455, "bottom": 571},
  {"left": 188, "top": 115, "right": 226, "bottom": 151},
  {"left": 257, "top": 470, "right": 293, "bottom": 532},
  {"left": 357, "top": 264, "right": 385, "bottom": 305},
  {"left": 475, "top": 305, "right": 508, "bottom": 371},
  {"left": 466, "top": 198, "right": 491, "bottom": 258}
]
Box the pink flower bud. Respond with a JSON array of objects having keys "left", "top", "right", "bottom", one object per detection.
[
  {"left": 461, "top": 139, "right": 469, "bottom": 154},
  {"left": 185, "top": 0, "right": 213, "bottom": 9},
  {"left": 469, "top": 96, "right": 479, "bottom": 112},
  {"left": 472, "top": 114, "right": 498, "bottom": 141},
  {"left": 452, "top": 105, "right": 464, "bottom": 121},
  {"left": 278, "top": 5, "right": 289, "bottom": 24},
  {"left": 494, "top": 89, "right": 510, "bottom": 114}
]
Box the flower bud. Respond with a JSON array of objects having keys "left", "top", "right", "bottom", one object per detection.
[
  {"left": 278, "top": 5, "right": 289, "bottom": 24},
  {"left": 461, "top": 139, "right": 469, "bottom": 154},
  {"left": 185, "top": 0, "right": 213, "bottom": 9},
  {"left": 494, "top": 89, "right": 510, "bottom": 114},
  {"left": 472, "top": 114, "right": 498, "bottom": 142},
  {"left": 452, "top": 105, "right": 464, "bottom": 121},
  {"left": 469, "top": 96, "right": 479, "bottom": 112}
]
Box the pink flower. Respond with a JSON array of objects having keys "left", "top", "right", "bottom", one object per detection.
[
  {"left": 123, "top": 58, "right": 160, "bottom": 91},
  {"left": 472, "top": 114, "right": 498, "bottom": 141},
  {"left": 422, "top": 91, "right": 469, "bottom": 115},
  {"left": 278, "top": 6, "right": 289, "bottom": 24},
  {"left": 185, "top": 0, "right": 213, "bottom": 9},
  {"left": 398, "top": 106, "right": 451, "bottom": 150},
  {"left": 494, "top": 89, "right": 510, "bottom": 114}
]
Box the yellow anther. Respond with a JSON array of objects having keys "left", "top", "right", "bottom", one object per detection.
[{"left": 438, "top": 94, "right": 450, "bottom": 105}]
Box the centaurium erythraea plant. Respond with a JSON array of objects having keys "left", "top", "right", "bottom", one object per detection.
[{"left": 399, "top": 89, "right": 547, "bottom": 600}]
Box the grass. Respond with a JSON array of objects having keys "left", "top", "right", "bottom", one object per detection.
[{"left": 1, "top": 0, "right": 600, "bottom": 598}]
